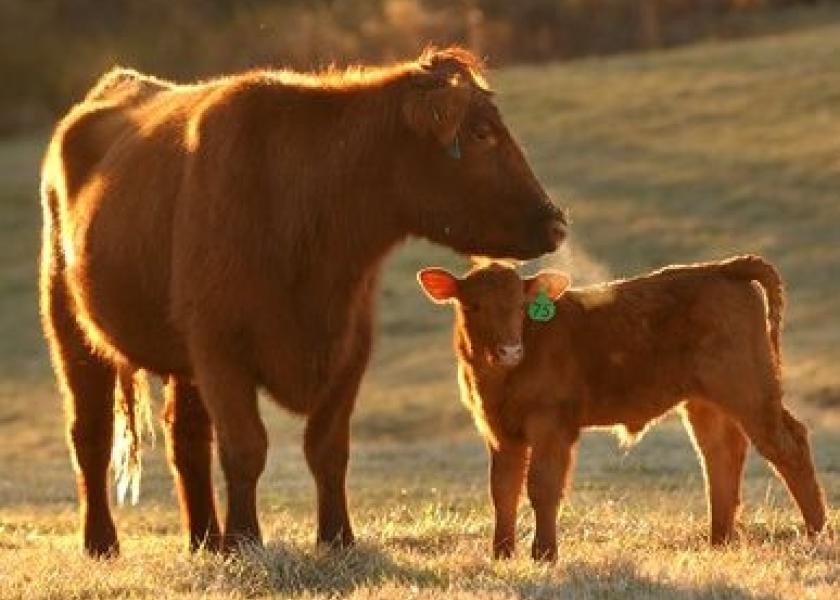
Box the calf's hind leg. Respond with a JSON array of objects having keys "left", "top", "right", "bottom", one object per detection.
[
  {"left": 742, "top": 407, "right": 826, "bottom": 537},
  {"left": 683, "top": 400, "right": 748, "bottom": 545},
  {"left": 163, "top": 377, "right": 221, "bottom": 551}
]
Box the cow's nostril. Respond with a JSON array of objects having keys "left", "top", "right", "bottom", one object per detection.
[{"left": 548, "top": 220, "right": 567, "bottom": 245}]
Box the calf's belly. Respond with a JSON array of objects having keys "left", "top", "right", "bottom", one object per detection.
[{"left": 584, "top": 394, "right": 682, "bottom": 431}]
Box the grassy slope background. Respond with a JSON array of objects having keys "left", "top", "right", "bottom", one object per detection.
[{"left": 1, "top": 18, "right": 839, "bottom": 600}]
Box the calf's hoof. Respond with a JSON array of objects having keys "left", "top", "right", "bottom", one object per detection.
[
  {"left": 806, "top": 521, "right": 829, "bottom": 540},
  {"left": 709, "top": 528, "right": 739, "bottom": 547}
]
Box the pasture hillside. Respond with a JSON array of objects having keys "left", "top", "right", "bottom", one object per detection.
[{"left": 0, "top": 21, "right": 838, "bottom": 600}]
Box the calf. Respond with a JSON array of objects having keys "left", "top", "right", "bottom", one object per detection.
[{"left": 418, "top": 256, "right": 827, "bottom": 560}]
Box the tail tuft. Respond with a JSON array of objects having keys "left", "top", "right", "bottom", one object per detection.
[{"left": 112, "top": 368, "right": 155, "bottom": 505}]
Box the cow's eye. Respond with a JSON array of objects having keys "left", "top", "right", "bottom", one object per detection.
[
  {"left": 470, "top": 123, "right": 494, "bottom": 143},
  {"left": 463, "top": 302, "right": 480, "bottom": 313}
]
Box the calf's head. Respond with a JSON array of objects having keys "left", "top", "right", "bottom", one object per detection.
[
  {"left": 418, "top": 264, "right": 570, "bottom": 368},
  {"left": 394, "top": 48, "right": 567, "bottom": 261}
]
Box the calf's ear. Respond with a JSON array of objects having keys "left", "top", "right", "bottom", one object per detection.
[
  {"left": 417, "top": 268, "right": 459, "bottom": 303},
  {"left": 523, "top": 270, "right": 571, "bottom": 301},
  {"left": 403, "top": 76, "right": 471, "bottom": 147}
]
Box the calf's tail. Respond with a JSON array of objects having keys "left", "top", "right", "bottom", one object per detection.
[
  {"left": 718, "top": 255, "right": 784, "bottom": 363},
  {"left": 112, "top": 368, "right": 155, "bottom": 505}
]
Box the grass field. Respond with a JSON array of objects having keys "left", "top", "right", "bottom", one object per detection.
[{"left": 1, "top": 18, "right": 840, "bottom": 600}]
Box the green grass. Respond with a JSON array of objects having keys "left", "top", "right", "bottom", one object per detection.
[{"left": 2, "top": 19, "right": 840, "bottom": 599}]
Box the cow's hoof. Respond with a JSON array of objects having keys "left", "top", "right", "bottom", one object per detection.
[
  {"left": 318, "top": 530, "right": 355, "bottom": 551},
  {"left": 493, "top": 542, "right": 515, "bottom": 560},
  {"left": 84, "top": 536, "right": 120, "bottom": 559},
  {"left": 531, "top": 542, "right": 557, "bottom": 563},
  {"left": 221, "top": 532, "right": 263, "bottom": 554}
]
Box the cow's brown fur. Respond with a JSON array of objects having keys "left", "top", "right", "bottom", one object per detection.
[
  {"left": 40, "top": 48, "right": 567, "bottom": 556},
  {"left": 418, "top": 256, "right": 827, "bottom": 561}
]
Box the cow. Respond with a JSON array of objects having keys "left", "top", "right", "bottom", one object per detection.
[
  {"left": 39, "top": 47, "right": 567, "bottom": 556},
  {"left": 417, "top": 256, "right": 827, "bottom": 561}
]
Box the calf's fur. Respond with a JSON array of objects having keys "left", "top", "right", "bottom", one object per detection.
[{"left": 418, "top": 256, "right": 827, "bottom": 560}]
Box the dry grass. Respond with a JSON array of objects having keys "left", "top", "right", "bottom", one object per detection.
[{"left": 1, "top": 19, "right": 840, "bottom": 600}]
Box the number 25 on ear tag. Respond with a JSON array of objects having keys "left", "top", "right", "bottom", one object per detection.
[{"left": 528, "top": 290, "right": 555, "bottom": 322}]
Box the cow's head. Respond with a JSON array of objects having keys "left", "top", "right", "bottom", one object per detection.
[
  {"left": 394, "top": 48, "right": 567, "bottom": 261},
  {"left": 417, "top": 263, "right": 570, "bottom": 368}
]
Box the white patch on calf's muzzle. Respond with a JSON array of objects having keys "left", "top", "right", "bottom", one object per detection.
[{"left": 497, "top": 343, "right": 524, "bottom": 367}]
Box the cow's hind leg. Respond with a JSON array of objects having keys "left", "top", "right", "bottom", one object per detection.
[
  {"left": 43, "top": 277, "right": 118, "bottom": 557},
  {"left": 683, "top": 400, "right": 748, "bottom": 545},
  {"left": 742, "top": 406, "right": 827, "bottom": 537},
  {"left": 164, "top": 377, "right": 221, "bottom": 551}
]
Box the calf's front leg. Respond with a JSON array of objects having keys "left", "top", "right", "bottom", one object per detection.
[
  {"left": 489, "top": 441, "right": 528, "bottom": 559},
  {"left": 524, "top": 415, "right": 578, "bottom": 561}
]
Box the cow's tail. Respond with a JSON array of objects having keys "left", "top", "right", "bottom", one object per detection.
[
  {"left": 718, "top": 255, "right": 784, "bottom": 364},
  {"left": 112, "top": 367, "right": 155, "bottom": 505}
]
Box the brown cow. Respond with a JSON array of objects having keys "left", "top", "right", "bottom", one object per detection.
[
  {"left": 418, "top": 256, "right": 827, "bottom": 561},
  {"left": 39, "top": 47, "right": 567, "bottom": 556}
]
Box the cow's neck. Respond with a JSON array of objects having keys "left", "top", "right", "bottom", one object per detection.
[{"left": 270, "top": 85, "right": 409, "bottom": 290}]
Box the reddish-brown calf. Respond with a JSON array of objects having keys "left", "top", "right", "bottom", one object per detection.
[
  {"left": 419, "top": 256, "right": 827, "bottom": 561},
  {"left": 40, "top": 48, "right": 567, "bottom": 556}
]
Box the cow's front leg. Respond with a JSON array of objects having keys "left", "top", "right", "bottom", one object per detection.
[
  {"left": 304, "top": 386, "right": 357, "bottom": 548},
  {"left": 524, "top": 414, "right": 578, "bottom": 562},
  {"left": 191, "top": 340, "right": 266, "bottom": 551}
]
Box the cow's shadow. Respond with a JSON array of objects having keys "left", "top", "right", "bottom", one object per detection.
[
  {"left": 227, "top": 541, "right": 442, "bottom": 596},
  {"left": 221, "top": 542, "right": 782, "bottom": 600}
]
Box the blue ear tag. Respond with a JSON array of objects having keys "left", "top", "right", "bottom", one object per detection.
[
  {"left": 446, "top": 135, "right": 461, "bottom": 160},
  {"left": 528, "top": 289, "right": 555, "bottom": 322}
]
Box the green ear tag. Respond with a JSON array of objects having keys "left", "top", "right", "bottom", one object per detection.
[{"left": 528, "top": 290, "right": 555, "bottom": 322}]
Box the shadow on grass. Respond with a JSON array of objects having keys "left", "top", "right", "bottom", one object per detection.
[
  {"left": 540, "top": 559, "right": 782, "bottom": 600},
  {"left": 206, "top": 543, "right": 781, "bottom": 599},
  {"left": 214, "top": 541, "right": 443, "bottom": 597}
]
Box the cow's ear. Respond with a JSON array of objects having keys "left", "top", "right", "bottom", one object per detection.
[
  {"left": 523, "top": 270, "right": 571, "bottom": 301},
  {"left": 417, "top": 268, "right": 459, "bottom": 303},
  {"left": 403, "top": 76, "right": 471, "bottom": 147}
]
